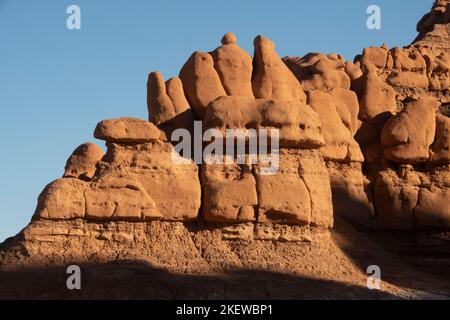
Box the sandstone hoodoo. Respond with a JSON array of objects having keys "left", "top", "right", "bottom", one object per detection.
[{"left": 1, "top": 1, "right": 450, "bottom": 300}]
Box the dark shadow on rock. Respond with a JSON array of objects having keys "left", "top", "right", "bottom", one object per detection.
[{"left": 0, "top": 261, "right": 401, "bottom": 300}]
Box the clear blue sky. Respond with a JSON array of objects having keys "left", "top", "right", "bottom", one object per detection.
[{"left": 0, "top": 0, "right": 432, "bottom": 241}]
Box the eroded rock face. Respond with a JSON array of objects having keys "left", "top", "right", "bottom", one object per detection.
[
  {"left": 201, "top": 163, "right": 258, "bottom": 223},
  {"left": 326, "top": 162, "right": 374, "bottom": 227},
  {"left": 283, "top": 53, "right": 351, "bottom": 91},
  {"left": 373, "top": 165, "right": 450, "bottom": 230},
  {"left": 201, "top": 149, "right": 334, "bottom": 227},
  {"left": 99, "top": 141, "right": 202, "bottom": 221},
  {"left": 64, "top": 142, "right": 103, "bottom": 180},
  {"left": 85, "top": 174, "right": 162, "bottom": 221},
  {"left": 34, "top": 178, "right": 88, "bottom": 220},
  {"left": 429, "top": 113, "right": 450, "bottom": 164},
  {"left": 255, "top": 149, "right": 333, "bottom": 227},
  {"left": 307, "top": 90, "right": 363, "bottom": 162}
]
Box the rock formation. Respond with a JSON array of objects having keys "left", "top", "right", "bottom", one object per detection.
[
  {"left": 1, "top": 0, "right": 450, "bottom": 300},
  {"left": 29, "top": 1, "right": 450, "bottom": 233}
]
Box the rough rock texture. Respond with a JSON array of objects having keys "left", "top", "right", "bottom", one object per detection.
[
  {"left": 64, "top": 142, "right": 103, "bottom": 180},
  {"left": 307, "top": 90, "right": 363, "bottom": 162},
  {"left": 430, "top": 113, "right": 450, "bottom": 163},
  {"left": 283, "top": 53, "right": 351, "bottom": 91},
  {"left": 373, "top": 164, "right": 450, "bottom": 230},
  {"left": 326, "top": 162, "right": 374, "bottom": 227},
  {"left": 344, "top": 0, "right": 450, "bottom": 231},
  {"left": 201, "top": 163, "right": 258, "bottom": 223},
  {"left": 147, "top": 72, "right": 177, "bottom": 125},
  {"left": 284, "top": 53, "right": 371, "bottom": 228}
]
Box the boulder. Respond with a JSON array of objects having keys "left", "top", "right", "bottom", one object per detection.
[
  {"left": 359, "top": 63, "right": 397, "bottom": 123},
  {"left": 381, "top": 97, "right": 438, "bottom": 164},
  {"left": 283, "top": 53, "right": 351, "bottom": 91},
  {"left": 210, "top": 33, "right": 254, "bottom": 98},
  {"left": 252, "top": 35, "right": 306, "bottom": 102},
  {"left": 64, "top": 142, "right": 103, "bottom": 180},
  {"left": 165, "top": 77, "right": 194, "bottom": 131},
  {"left": 94, "top": 117, "right": 162, "bottom": 144},
  {"left": 147, "top": 71, "right": 177, "bottom": 125},
  {"left": 361, "top": 46, "right": 389, "bottom": 69},
  {"left": 179, "top": 51, "right": 226, "bottom": 119}
]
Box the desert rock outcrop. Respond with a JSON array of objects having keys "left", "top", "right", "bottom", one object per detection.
[{"left": 27, "top": 3, "right": 450, "bottom": 237}]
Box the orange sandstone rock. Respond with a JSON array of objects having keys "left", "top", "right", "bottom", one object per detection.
[
  {"left": 179, "top": 51, "right": 226, "bottom": 119},
  {"left": 211, "top": 32, "right": 254, "bottom": 98},
  {"left": 94, "top": 117, "right": 162, "bottom": 144},
  {"left": 252, "top": 35, "right": 306, "bottom": 102},
  {"left": 64, "top": 142, "right": 103, "bottom": 180},
  {"left": 381, "top": 97, "right": 438, "bottom": 164}
]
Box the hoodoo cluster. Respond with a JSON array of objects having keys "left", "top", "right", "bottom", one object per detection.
[{"left": 34, "top": 1, "right": 450, "bottom": 232}]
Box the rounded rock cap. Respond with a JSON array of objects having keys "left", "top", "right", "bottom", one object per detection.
[{"left": 221, "top": 32, "right": 237, "bottom": 45}]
